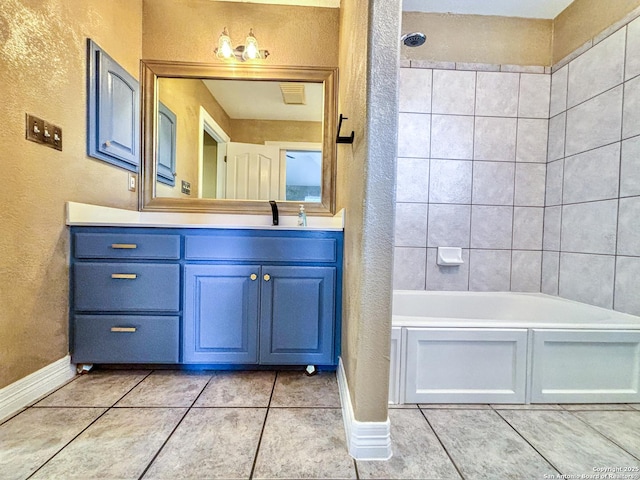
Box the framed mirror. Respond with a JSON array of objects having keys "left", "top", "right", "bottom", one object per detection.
[{"left": 140, "top": 60, "right": 338, "bottom": 216}]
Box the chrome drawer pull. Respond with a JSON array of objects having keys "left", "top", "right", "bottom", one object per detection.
[
  {"left": 111, "top": 273, "right": 137, "bottom": 279},
  {"left": 110, "top": 327, "right": 136, "bottom": 333},
  {"left": 111, "top": 243, "right": 138, "bottom": 249}
]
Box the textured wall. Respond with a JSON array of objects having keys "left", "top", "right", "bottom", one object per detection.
[
  {"left": 337, "top": 0, "right": 399, "bottom": 422},
  {"left": 0, "top": 0, "right": 141, "bottom": 388},
  {"left": 402, "top": 12, "right": 552, "bottom": 66},
  {"left": 543, "top": 21, "right": 640, "bottom": 316},
  {"left": 395, "top": 66, "right": 550, "bottom": 292},
  {"left": 142, "top": 0, "right": 339, "bottom": 67},
  {"left": 228, "top": 119, "right": 322, "bottom": 145},
  {"left": 553, "top": 0, "right": 640, "bottom": 64}
]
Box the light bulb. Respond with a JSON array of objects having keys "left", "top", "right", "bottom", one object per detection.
[
  {"left": 242, "top": 29, "right": 260, "bottom": 60},
  {"left": 216, "top": 27, "right": 233, "bottom": 59}
]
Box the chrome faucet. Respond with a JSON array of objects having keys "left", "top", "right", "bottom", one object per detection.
[{"left": 269, "top": 200, "right": 279, "bottom": 226}]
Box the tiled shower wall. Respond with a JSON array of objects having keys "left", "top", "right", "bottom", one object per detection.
[
  {"left": 393, "top": 15, "right": 640, "bottom": 317},
  {"left": 393, "top": 66, "right": 550, "bottom": 292},
  {"left": 542, "top": 19, "right": 640, "bottom": 316}
]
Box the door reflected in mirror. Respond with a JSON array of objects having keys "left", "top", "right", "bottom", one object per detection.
[{"left": 156, "top": 77, "right": 324, "bottom": 203}]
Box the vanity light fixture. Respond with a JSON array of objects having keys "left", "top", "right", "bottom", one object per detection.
[{"left": 215, "top": 27, "right": 270, "bottom": 61}]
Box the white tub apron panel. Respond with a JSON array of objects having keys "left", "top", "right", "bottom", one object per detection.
[
  {"left": 530, "top": 329, "right": 640, "bottom": 403},
  {"left": 403, "top": 328, "right": 528, "bottom": 404}
]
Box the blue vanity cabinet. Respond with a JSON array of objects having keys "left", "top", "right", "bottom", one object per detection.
[
  {"left": 70, "top": 229, "right": 181, "bottom": 364},
  {"left": 183, "top": 265, "right": 260, "bottom": 364},
  {"left": 183, "top": 230, "right": 343, "bottom": 367},
  {"left": 260, "top": 266, "right": 335, "bottom": 365}
]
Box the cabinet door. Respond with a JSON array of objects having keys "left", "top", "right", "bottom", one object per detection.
[
  {"left": 260, "top": 266, "right": 335, "bottom": 365},
  {"left": 184, "top": 265, "right": 260, "bottom": 363},
  {"left": 157, "top": 102, "right": 177, "bottom": 186}
]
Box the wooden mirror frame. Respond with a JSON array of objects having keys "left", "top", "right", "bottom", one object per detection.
[{"left": 140, "top": 60, "right": 338, "bottom": 216}]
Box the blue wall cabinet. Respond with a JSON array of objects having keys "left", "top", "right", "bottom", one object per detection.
[
  {"left": 157, "top": 102, "right": 177, "bottom": 186},
  {"left": 87, "top": 40, "right": 140, "bottom": 172},
  {"left": 183, "top": 265, "right": 260, "bottom": 363},
  {"left": 260, "top": 266, "right": 335, "bottom": 365}
]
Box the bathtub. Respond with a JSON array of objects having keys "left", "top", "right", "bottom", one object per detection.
[{"left": 390, "top": 291, "right": 640, "bottom": 405}]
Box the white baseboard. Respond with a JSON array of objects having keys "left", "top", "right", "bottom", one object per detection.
[
  {"left": 0, "top": 356, "right": 76, "bottom": 422},
  {"left": 337, "top": 357, "right": 392, "bottom": 460}
]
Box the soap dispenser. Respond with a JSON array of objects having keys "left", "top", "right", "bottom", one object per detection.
[{"left": 297, "top": 204, "right": 307, "bottom": 227}]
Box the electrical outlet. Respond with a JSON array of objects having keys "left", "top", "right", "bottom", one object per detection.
[
  {"left": 128, "top": 173, "right": 136, "bottom": 192},
  {"left": 181, "top": 180, "right": 191, "bottom": 195},
  {"left": 26, "top": 114, "right": 44, "bottom": 144}
]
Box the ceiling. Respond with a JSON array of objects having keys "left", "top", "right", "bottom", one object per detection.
[
  {"left": 204, "top": 79, "right": 324, "bottom": 122},
  {"left": 402, "top": 0, "right": 576, "bottom": 19}
]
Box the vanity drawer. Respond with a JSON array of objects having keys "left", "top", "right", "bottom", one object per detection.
[
  {"left": 184, "top": 235, "right": 337, "bottom": 263},
  {"left": 74, "top": 233, "right": 180, "bottom": 260},
  {"left": 73, "top": 263, "right": 180, "bottom": 312},
  {"left": 73, "top": 315, "right": 179, "bottom": 363}
]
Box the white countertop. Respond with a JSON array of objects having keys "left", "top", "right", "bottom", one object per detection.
[{"left": 66, "top": 202, "right": 345, "bottom": 231}]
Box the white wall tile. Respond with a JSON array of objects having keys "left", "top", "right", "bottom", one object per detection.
[
  {"left": 550, "top": 66, "right": 568, "bottom": 117},
  {"left": 427, "top": 204, "right": 471, "bottom": 248},
  {"left": 541, "top": 251, "right": 560, "bottom": 295},
  {"left": 621, "top": 136, "right": 640, "bottom": 197},
  {"left": 617, "top": 196, "right": 640, "bottom": 256},
  {"left": 626, "top": 17, "right": 640, "bottom": 80},
  {"left": 511, "top": 251, "right": 542, "bottom": 292},
  {"left": 515, "top": 163, "right": 546, "bottom": 206},
  {"left": 475, "top": 72, "right": 519, "bottom": 117},
  {"left": 393, "top": 247, "right": 426, "bottom": 290},
  {"left": 470, "top": 206, "right": 513, "bottom": 249},
  {"left": 518, "top": 74, "right": 550, "bottom": 118},
  {"left": 396, "top": 158, "right": 429, "bottom": 203},
  {"left": 394, "top": 203, "right": 428, "bottom": 247},
  {"left": 474, "top": 117, "right": 517, "bottom": 161},
  {"left": 513, "top": 207, "right": 544, "bottom": 250},
  {"left": 562, "top": 143, "right": 620, "bottom": 204},
  {"left": 398, "top": 113, "right": 430, "bottom": 158},
  {"left": 432, "top": 69, "right": 476, "bottom": 115},
  {"left": 516, "top": 119, "right": 548, "bottom": 163},
  {"left": 472, "top": 162, "right": 515, "bottom": 205},
  {"left": 431, "top": 115, "right": 474, "bottom": 159},
  {"left": 615, "top": 256, "right": 640, "bottom": 315},
  {"left": 545, "top": 160, "right": 564, "bottom": 206},
  {"left": 561, "top": 200, "right": 618, "bottom": 255},
  {"left": 559, "top": 253, "right": 615, "bottom": 308},
  {"left": 543, "top": 206, "right": 562, "bottom": 251},
  {"left": 429, "top": 159, "right": 473, "bottom": 204},
  {"left": 469, "top": 249, "right": 512, "bottom": 291},
  {"left": 399, "top": 68, "right": 432, "bottom": 113},
  {"left": 623, "top": 75, "right": 640, "bottom": 139},
  {"left": 565, "top": 86, "right": 623, "bottom": 157},
  {"left": 567, "top": 28, "right": 626, "bottom": 108},
  {"left": 547, "top": 113, "right": 566, "bottom": 162},
  {"left": 426, "top": 248, "right": 470, "bottom": 291}
]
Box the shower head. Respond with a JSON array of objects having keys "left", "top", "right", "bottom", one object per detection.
[{"left": 401, "top": 32, "right": 426, "bottom": 47}]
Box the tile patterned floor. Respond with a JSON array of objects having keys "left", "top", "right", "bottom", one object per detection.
[{"left": 2, "top": 370, "right": 640, "bottom": 479}]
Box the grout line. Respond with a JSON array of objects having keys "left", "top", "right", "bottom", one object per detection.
[
  {"left": 249, "top": 371, "right": 278, "bottom": 479},
  {"left": 418, "top": 406, "right": 466, "bottom": 479},
  {"left": 565, "top": 410, "right": 640, "bottom": 463},
  {"left": 26, "top": 407, "right": 112, "bottom": 479},
  {"left": 136, "top": 371, "right": 214, "bottom": 480},
  {"left": 353, "top": 457, "right": 361, "bottom": 480},
  {"left": 492, "top": 409, "right": 563, "bottom": 476}
]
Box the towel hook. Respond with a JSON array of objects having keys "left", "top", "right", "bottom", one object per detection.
[{"left": 336, "top": 114, "right": 355, "bottom": 144}]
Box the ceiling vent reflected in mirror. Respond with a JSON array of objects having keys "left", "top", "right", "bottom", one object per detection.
[{"left": 280, "top": 83, "right": 306, "bottom": 105}]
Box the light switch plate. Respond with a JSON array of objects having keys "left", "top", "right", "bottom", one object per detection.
[
  {"left": 128, "top": 173, "right": 136, "bottom": 192},
  {"left": 26, "top": 114, "right": 44, "bottom": 144}
]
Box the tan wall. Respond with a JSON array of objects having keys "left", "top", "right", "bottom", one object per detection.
[
  {"left": 0, "top": 0, "right": 142, "bottom": 388},
  {"left": 142, "top": 0, "right": 339, "bottom": 67},
  {"left": 157, "top": 78, "right": 233, "bottom": 198},
  {"left": 402, "top": 12, "right": 553, "bottom": 66},
  {"left": 337, "top": 0, "right": 398, "bottom": 422},
  {"left": 553, "top": 0, "right": 640, "bottom": 63},
  {"left": 228, "top": 119, "right": 322, "bottom": 144}
]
